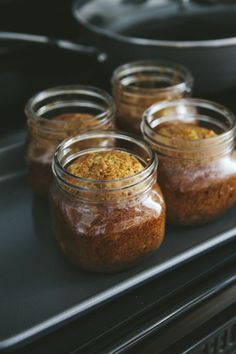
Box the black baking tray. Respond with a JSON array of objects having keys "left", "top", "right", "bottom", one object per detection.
[{"left": 1, "top": 131, "right": 236, "bottom": 352}]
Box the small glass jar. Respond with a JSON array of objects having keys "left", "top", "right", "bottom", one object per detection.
[
  {"left": 112, "top": 60, "right": 193, "bottom": 135},
  {"left": 25, "top": 85, "right": 115, "bottom": 196},
  {"left": 142, "top": 98, "right": 236, "bottom": 226},
  {"left": 50, "top": 131, "right": 166, "bottom": 273}
]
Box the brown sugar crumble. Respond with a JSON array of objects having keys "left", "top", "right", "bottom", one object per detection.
[
  {"left": 51, "top": 150, "right": 166, "bottom": 272},
  {"left": 67, "top": 150, "right": 144, "bottom": 180},
  {"left": 48, "top": 113, "right": 95, "bottom": 133},
  {"left": 158, "top": 122, "right": 217, "bottom": 140},
  {"left": 155, "top": 122, "right": 236, "bottom": 226},
  {"left": 54, "top": 113, "right": 93, "bottom": 122},
  {"left": 27, "top": 113, "right": 104, "bottom": 196},
  {"left": 114, "top": 88, "right": 183, "bottom": 135}
]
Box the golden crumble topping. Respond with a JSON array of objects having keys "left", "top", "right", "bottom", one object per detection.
[
  {"left": 67, "top": 150, "right": 144, "bottom": 180},
  {"left": 158, "top": 122, "right": 217, "bottom": 140}
]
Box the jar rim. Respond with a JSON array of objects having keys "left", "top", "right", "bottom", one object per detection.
[
  {"left": 53, "top": 130, "right": 157, "bottom": 192},
  {"left": 111, "top": 60, "right": 193, "bottom": 95},
  {"left": 142, "top": 98, "right": 236, "bottom": 151},
  {"left": 25, "top": 85, "right": 115, "bottom": 127}
]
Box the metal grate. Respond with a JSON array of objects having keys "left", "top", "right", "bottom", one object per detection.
[{"left": 190, "top": 321, "right": 236, "bottom": 354}]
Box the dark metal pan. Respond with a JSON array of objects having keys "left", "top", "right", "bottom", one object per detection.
[
  {"left": 1, "top": 0, "right": 236, "bottom": 96},
  {"left": 72, "top": 0, "right": 236, "bottom": 95},
  {"left": 0, "top": 32, "right": 106, "bottom": 62},
  {"left": 0, "top": 32, "right": 110, "bottom": 136}
]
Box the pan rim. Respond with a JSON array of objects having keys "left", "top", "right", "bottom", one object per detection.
[{"left": 72, "top": 0, "right": 236, "bottom": 49}]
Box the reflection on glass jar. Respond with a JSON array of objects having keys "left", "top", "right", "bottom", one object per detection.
[
  {"left": 112, "top": 60, "right": 193, "bottom": 135},
  {"left": 25, "top": 85, "right": 115, "bottom": 196},
  {"left": 142, "top": 98, "right": 236, "bottom": 226},
  {"left": 50, "top": 131, "right": 166, "bottom": 273}
]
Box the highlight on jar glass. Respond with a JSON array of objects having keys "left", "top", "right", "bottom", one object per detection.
[
  {"left": 112, "top": 60, "right": 193, "bottom": 135},
  {"left": 50, "top": 131, "right": 166, "bottom": 273},
  {"left": 25, "top": 85, "right": 115, "bottom": 197},
  {"left": 141, "top": 98, "right": 236, "bottom": 226}
]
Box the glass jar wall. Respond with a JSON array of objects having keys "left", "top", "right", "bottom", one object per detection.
[
  {"left": 25, "top": 85, "right": 115, "bottom": 196},
  {"left": 50, "top": 131, "right": 166, "bottom": 272},
  {"left": 112, "top": 60, "right": 193, "bottom": 135},
  {"left": 142, "top": 98, "right": 236, "bottom": 226}
]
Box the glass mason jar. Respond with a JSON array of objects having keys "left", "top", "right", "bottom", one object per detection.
[
  {"left": 50, "top": 131, "right": 166, "bottom": 273},
  {"left": 141, "top": 98, "right": 236, "bottom": 226},
  {"left": 25, "top": 85, "right": 115, "bottom": 196},
  {"left": 112, "top": 60, "right": 193, "bottom": 135}
]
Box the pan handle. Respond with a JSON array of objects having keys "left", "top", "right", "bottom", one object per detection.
[{"left": 0, "top": 31, "right": 108, "bottom": 62}]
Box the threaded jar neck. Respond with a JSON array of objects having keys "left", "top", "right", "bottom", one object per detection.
[
  {"left": 25, "top": 85, "right": 115, "bottom": 140},
  {"left": 141, "top": 98, "right": 236, "bottom": 160},
  {"left": 112, "top": 60, "right": 193, "bottom": 98},
  {"left": 53, "top": 131, "right": 158, "bottom": 203}
]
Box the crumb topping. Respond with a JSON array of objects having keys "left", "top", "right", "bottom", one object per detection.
[
  {"left": 53, "top": 113, "right": 94, "bottom": 123},
  {"left": 67, "top": 150, "right": 144, "bottom": 180},
  {"left": 158, "top": 122, "right": 217, "bottom": 140},
  {"left": 41, "top": 113, "right": 96, "bottom": 133}
]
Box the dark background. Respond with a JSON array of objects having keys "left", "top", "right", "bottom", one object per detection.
[
  {"left": 0, "top": 0, "right": 236, "bottom": 137},
  {"left": 0, "top": 0, "right": 75, "bottom": 36},
  {"left": 0, "top": 0, "right": 107, "bottom": 137}
]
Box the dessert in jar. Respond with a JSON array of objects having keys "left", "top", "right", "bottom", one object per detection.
[
  {"left": 141, "top": 98, "right": 236, "bottom": 226},
  {"left": 50, "top": 131, "right": 166, "bottom": 273},
  {"left": 112, "top": 60, "right": 193, "bottom": 135},
  {"left": 25, "top": 85, "right": 115, "bottom": 196}
]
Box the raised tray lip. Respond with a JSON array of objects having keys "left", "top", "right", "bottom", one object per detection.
[
  {"left": 1, "top": 226, "right": 236, "bottom": 351},
  {"left": 1, "top": 130, "right": 236, "bottom": 351}
]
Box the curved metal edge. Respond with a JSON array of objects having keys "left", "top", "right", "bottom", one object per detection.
[
  {"left": 0, "top": 227, "right": 235, "bottom": 351},
  {"left": 0, "top": 32, "right": 108, "bottom": 62},
  {"left": 72, "top": 1, "right": 236, "bottom": 49}
]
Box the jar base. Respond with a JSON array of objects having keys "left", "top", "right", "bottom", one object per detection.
[{"left": 59, "top": 242, "right": 164, "bottom": 274}]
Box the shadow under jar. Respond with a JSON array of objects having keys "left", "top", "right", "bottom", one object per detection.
[
  {"left": 50, "top": 131, "right": 166, "bottom": 273},
  {"left": 25, "top": 85, "right": 115, "bottom": 197},
  {"left": 112, "top": 60, "right": 193, "bottom": 135},
  {"left": 141, "top": 98, "right": 236, "bottom": 226}
]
